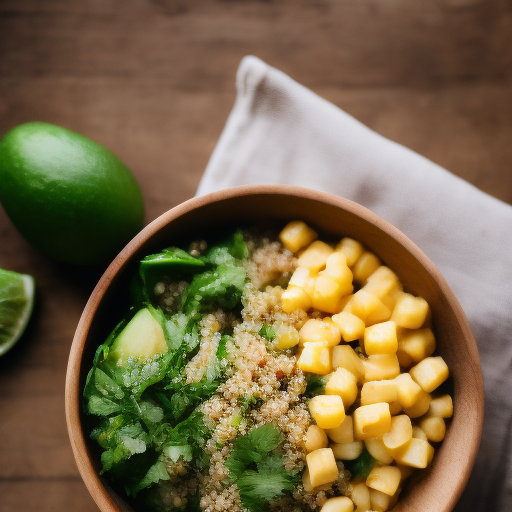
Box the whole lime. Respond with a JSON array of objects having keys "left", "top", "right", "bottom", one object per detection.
[{"left": 0, "top": 122, "right": 144, "bottom": 265}]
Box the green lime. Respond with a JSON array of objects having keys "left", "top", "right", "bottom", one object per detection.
[
  {"left": 0, "top": 122, "right": 144, "bottom": 265},
  {"left": 0, "top": 268, "right": 35, "bottom": 356}
]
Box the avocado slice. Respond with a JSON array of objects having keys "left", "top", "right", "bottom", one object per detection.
[{"left": 109, "top": 308, "right": 167, "bottom": 365}]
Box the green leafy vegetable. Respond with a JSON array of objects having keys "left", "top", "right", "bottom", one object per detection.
[
  {"left": 305, "top": 374, "right": 328, "bottom": 397},
  {"left": 225, "top": 423, "right": 300, "bottom": 512},
  {"left": 259, "top": 323, "right": 276, "bottom": 342}
]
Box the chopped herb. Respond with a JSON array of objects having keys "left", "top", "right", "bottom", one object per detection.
[{"left": 259, "top": 323, "right": 277, "bottom": 342}]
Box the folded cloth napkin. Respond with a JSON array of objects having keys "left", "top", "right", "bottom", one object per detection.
[{"left": 197, "top": 56, "right": 512, "bottom": 511}]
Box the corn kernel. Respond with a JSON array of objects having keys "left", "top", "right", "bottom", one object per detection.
[
  {"left": 399, "top": 328, "right": 436, "bottom": 363},
  {"left": 363, "top": 267, "right": 401, "bottom": 300},
  {"left": 412, "top": 426, "right": 428, "bottom": 441},
  {"left": 325, "top": 368, "right": 358, "bottom": 408},
  {"left": 299, "top": 318, "right": 341, "bottom": 347},
  {"left": 352, "top": 251, "right": 381, "bottom": 284},
  {"left": 420, "top": 417, "right": 446, "bottom": 442},
  {"left": 306, "top": 448, "right": 339, "bottom": 487},
  {"left": 288, "top": 266, "right": 317, "bottom": 297},
  {"left": 336, "top": 237, "right": 364, "bottom": 266},
  {"left": 309, "top": 395, "right": 346, "bottom": 429},
  {"left": 366, "top": 466, "right": 401, "bottom": 496},
  {"left": 394, "top": 373, "right": 423, "bottom": 409},
  {"left": 305, "top": 425, "right": 329, "bottom": 452},
  {"left": 362, "top": 354, "right": 400, "bottom": 381},
  {"left": 397, "top": 465, "right": 415, "bottom": 482},
  {"left": 331, "top": 441, "right": 364, "bottom": 461},
  {"left": 273, "top": 324, "right": 300, "bottom": 349},
  {"left": 394, "top": 438, "right": 434, "bottom": 468},
  {"left": 351, "top": 480, "right": 371, "bottom": 511},
  {"left": 320, "top": 496, "right": 355, "bottom": 512},
  {"left": 364, "top": 436, "right": 393, "bottom": 464},
  {"left": 281, "top": 287, "right": 312, "bottom": 313},
  {"left": 297, "top": 341, "right": 331, "bottom": 375},
  {"left": 279, "top": 221, "right": 317, "bottom": 253},
  {"left": 403, "top": 388, "right": 432, "bottom": 418},
  {"left": 350, "top": 289, "right": 391, "bottom": 326},
  {"left": 332, "top": 345, "right": 366, "bottom": 383},
  {"left": 380, "top": 286, "right": 403, "bottom": 313},
  {"left": 325, "top": 252, "right": 353, "bottom": 290},
  {"left": 364, "top": 321, "right": 398, "bottom": 356},
  {"left": 392, "top": 293, "right": 430, "bottom": 329},
  {"left": 312, "top": 273, "right": 351, "bottom": 313},
  {"left": 326, "top": 416, "right": 354, "bottom": 444},
  {"left": 383, "top": 414, "right": 412, "bottom": 453},
  {"left": 331, "top": 312, "right": 365, "bottom": 342},
  {"left": 388, "top": 400, "right": 402, "bottom": 416},
  {"left": 370, "top": 487, "right": 399, "bottom": 512},
  {"left": 361, "top": 379, "right": 398, "bottom": 406},
  {"left": 298, "top": 241, "right": 334, "bottom": 271},
  {"left": 410, "top": 356, "right": 449, "bottom": 393},
  {"left": 427, "top": 394, "right": 453, "bottom": 418},
  {"left": 396, "top": 346, "right": 413, "bottom": 368},
  {"left": 302, "top": 467, "right": 333, "bottom": 492},
  {"left": 354, "top": 403, "right": 391, "bottom": 440}
]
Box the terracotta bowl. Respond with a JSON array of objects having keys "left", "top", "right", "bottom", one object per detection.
[{"left": 65, "top": 184, "right": 484, "bottom": 512}]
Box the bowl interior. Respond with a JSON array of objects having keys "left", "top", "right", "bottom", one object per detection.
[{"left": 67, "top": 186, "right": 483, "bottom": 512}]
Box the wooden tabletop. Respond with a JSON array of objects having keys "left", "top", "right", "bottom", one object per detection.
[{"left": 1, "top": 1, "right": 511, "bottom": 511}]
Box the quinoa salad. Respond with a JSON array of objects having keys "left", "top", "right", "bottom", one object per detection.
[{"left": 83, "top": 222, "right": 453, "bottom": 512}]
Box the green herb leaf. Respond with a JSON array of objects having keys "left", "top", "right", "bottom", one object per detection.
[{"left": 259, "top": 324, "right": 277, "bottom": 342}]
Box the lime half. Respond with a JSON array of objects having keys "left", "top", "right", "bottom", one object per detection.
[{"left": 0, "top": 268, "right": 35, "bottom": 356}]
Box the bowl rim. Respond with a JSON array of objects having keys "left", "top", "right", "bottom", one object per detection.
[{"left": 65, "top": 183, "right": 484, "bottom": 512}]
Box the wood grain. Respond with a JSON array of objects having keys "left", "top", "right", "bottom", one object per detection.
[{"left": 0, "top": 1, "right": 510, "bottom": 511}]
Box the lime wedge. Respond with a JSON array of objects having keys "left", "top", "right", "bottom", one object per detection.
[{"left": 0, "top": 268, "right": 35, "bottom": 356}]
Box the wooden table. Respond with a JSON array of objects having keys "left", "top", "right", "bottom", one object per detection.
[{"left": 1, "top": 1, "right": 511, "bottom": 511}]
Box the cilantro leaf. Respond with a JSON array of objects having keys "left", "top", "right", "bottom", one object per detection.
[{"left": 259, "top": 323, "right": 276, "bottom": 342}]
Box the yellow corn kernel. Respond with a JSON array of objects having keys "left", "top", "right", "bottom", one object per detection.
[
  {"left": 362, "top": 354, "right": 400, "bottom": 382},
  {"left": 364, "top": 436, "right": 393, "bottom": 464},
  {"left": 332, "top": 345, "right": 365, "bottom": 383},
  {"left": 279, "top": 221, "right": 317, "bottom": 253},
  {"left": 299, "top": 318, "right": 341, "bottom": 347},
  {"left": 338, "top": 293, "right": 354, "bottom": 313},
  {"left": 302, "top": 468, "right": 333, "bottom": 492},
  {"left": 394, "top": 438, "right": 434, "bottom": 468},
  {"left": 325, "top": 252, "right": 353, "bottom": 289},
  {"left": 281, "top": 287, "right": 312, "bottom": 313},
  {"left": 352, "top": 251, "right": 381, "bottom": 284},
  {"left": 298, "top": 241, "right": 334, "bottom": 271},
  {"left": 394, "top": 373, "right": 423, "bottom": 409},
  {"left": 297, "top": 341, "right": 331, "bottom": 375},
  {"left": 325, "top": 368, "right": 358, "bottom": 408},
  {"left": 427, "top": 394, "right": 453, "bottom": 418},
  {"left": 363, "top": 267, "right": 401, "bottom": 300},
  {"left": 326, "top": 416, "right": 354, "bottom": 444},
  {"left": 391, "top": 293, "right": 430, "bottom": 329},
  {"left": 399, "top": 328, "right": 436, "bottom": 363},
  {"left": 420, "top": 417, "right": 446, "bottom": 442},
  {"left": 273, "top": 324, "right": 300, "bottom": 350},
  {"left": 412, "top": 426, "right": 428, "bottom": 441},
  {"left": 350, "top": 290, "right": 391, "bottom": 326},
  {"left": 305, "top": 425, "right": 329, "bottom": 452},
  {"left": 366, "top": 466, "right": 401, "bottom": 496},
  {"left": 351, "top": 480, "right": 371, "bottom": 511},
  {"left": 361, "top": 379, "right": 398, "bottom": 406},
  {"left": 370, "top": 487, "right": 400, "bottom": 512},
  {"left": 320, "top": 496, "right": 355, "bottom": 512},
  {"left": 312, "top": 273, "right": 351, "bottom": 313},
  {"left": 336, "top": 237, "right": 363, "bottom": 267},
  {"left": 331, "top": 441, "right": 364, "bottom": 461},
  {"left": 388, "top": 400, "right": 402, "bottom": 416},
  {"left": 288, "top": 266, "right": 317, "bottom": 297},
  {"left": 403, "top": 388, "right": 432, "bottom": 418},
  {"left": 309, "top": 395, "right": 346, "bottom": 429},
  {"left": 306, "top": 448, "right": 339, "bottom": 487},
  {"left": 380, "top": 286, "right": 404, "bottom": 313},
  {"left": 410, "top": 356, "right": 449, "bottom": 393},
  {"left": 364, "top": 321, "right": 398, "bottom": 356},
  {"left": 383, "top": 414, "right": 412, "bottom": 453},
  {"left": 354, "top": 403, "right": 391, "bottom": 440},
  {"left": 331, "top": 312, "right": 365, "bottom": 342}
]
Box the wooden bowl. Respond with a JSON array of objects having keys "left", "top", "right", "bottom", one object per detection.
[{"left": 65, "top": 184, "right": 484, "bottom": 512}]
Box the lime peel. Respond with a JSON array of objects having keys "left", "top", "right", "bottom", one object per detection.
[{"left": 0, "top": 269, "right": 35, "bottom": 356}]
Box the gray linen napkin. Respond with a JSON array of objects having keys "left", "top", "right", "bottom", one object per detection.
[{"left": 196, "top": 56, "right": 512, "bottom": 511}]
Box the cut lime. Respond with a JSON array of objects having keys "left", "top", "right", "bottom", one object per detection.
[{"left": 0, "top": 268, "right": 35, "bottom": 356}]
